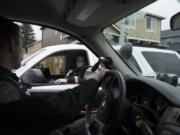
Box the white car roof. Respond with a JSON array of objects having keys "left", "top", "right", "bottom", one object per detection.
[
  {"left": 43, "top": 44, "right": 88, "bottom": 50},
  {"left": 112, "top": 45, "right": 179, "bottom": 55},
  {"left": 133, "top": 46, "right": 179, "bottom": 54}
]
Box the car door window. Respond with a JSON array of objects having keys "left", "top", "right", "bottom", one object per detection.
[
  {"left": 15, "top": 24, "right": 98, "bottom": 85},
  {"left": 40, "top": 55, "right": 67, "bottom": 76},
  {"left": 32, "top": 49, "right": 90, "bottom": 80}
]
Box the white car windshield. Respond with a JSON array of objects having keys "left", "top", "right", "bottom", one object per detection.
[{"left": 103, "top": 0, "right": 180, "bottom": 78}]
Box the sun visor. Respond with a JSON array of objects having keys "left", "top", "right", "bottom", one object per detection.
[
  {"left": 67, "top": 0, "right": 101, "bottom": 27},
  {"left": 66, "top": 0, "right": 156, "bottom": 28}
]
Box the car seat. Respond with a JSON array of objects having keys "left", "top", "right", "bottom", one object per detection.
[{"left": 20, "top": 69, "right": 47, "bottom": 84}]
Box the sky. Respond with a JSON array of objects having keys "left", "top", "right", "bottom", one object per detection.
[
  {"left": 32, "top": 25, "right": 42, "bottom": 40},
  {"left": 33, "top": 0, "right": 180, "bottom": 40},
  {"left": 142, "top": 0, "right": 180, "bottom": 30}
]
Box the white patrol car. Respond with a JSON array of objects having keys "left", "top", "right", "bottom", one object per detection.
[
  {"left": 132, "top": 47, "right": 180, "bottom": 78},
  {"left": 18, "top": 44, "right": 98, "bottom": 77},
  {"left": 15, "top": 44, "right": 98, "bottom": 93},
  {"left": 118, "top": 44, "right": 180, "bottom": 86}
]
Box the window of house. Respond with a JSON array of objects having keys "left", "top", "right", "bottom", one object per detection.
[
  {"left": 124, "top": 14, "right": 136, "bottom": 29},
  {"left": 146, "top": 16, "right": 156, "bottom": 32},
  {"left": 60, "top": 34, "right": 63, "bottom": 40},
  {"left": 54, "top": 30, "right": 58, "bottom": 35}
]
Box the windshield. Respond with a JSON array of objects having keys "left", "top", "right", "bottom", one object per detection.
[{"left": 103, "top": 0, "right": 180, "bottom": 78}]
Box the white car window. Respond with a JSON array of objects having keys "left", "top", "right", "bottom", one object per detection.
[{"left": 142, "top": 52, "right": 180, "bottom": 76}]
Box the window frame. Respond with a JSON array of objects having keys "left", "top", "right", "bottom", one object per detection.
[
  {"left": 33, "top": 49, "right": 90, "bottom": 79},
  {"left": 124, "top": 14, "right": 136, "bottom": 30},
  {"left": 145, "top": 16, "right": 157, "bottom": 33}
]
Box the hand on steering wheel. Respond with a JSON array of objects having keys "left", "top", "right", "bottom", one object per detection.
[
  {"left": 85, "top": 70, "right": 126, "bottom": 135},
  {"left": 85, "top": 68, "right": 109, "bottom": 82}
]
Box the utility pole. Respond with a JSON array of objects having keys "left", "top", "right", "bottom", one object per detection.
[{"left": 119, "top": 19, "right": 126, "bottom": 46}]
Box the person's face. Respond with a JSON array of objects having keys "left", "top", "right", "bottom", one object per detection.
[
  {"left": 76, "top": 56, "right": 86, "bottom": 68},
  {"left": 11, "top": 33, "right": 23, "bottom": 69}
]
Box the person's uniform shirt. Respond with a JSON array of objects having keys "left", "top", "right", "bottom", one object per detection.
[
  {"left": 66, "top": 67, "right": 87, "bottom": 84},
  {"left": 0, "top": 66, "right": 98, "bottom": 135}
]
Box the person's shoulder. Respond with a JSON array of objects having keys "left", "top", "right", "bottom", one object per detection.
[
  {"left": 0, "top": 80, "right": 20, "bottom": 104},
  {"left": 0, "top": 80, "right": 17, "bottom": 87}
]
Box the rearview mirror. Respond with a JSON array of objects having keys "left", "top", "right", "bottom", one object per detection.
[{"left": 170, "top": 12, "right": 180, "bottom": 30}]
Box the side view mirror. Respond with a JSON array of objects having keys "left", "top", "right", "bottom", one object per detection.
[
  {"left": 119, "top": 42, "right": 133, "bottom": 60},
  {"left": 170, "top": 12, "right": 180, "bottom": 30},
  {"left": 156, "top": 73, "right": 178, "bottom": 87}
]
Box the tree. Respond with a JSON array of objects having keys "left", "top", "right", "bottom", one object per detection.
[{"left": 20, "top": 23, "right": 36, "bottom": 53}]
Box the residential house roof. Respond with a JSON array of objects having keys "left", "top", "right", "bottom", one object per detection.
[{"left": 145, "top": 12, "right": 165, "bottom": 20}]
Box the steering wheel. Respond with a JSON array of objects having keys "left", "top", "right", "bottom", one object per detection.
[{"left": 85, "top": 70, "right": 126, "bottom": 135}]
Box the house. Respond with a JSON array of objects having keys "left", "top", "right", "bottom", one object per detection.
[
  {"left": 42, "top": 27, "right": 79, "bottom": 47},
  {"left": 26, "top": 28, "right": 79, "bottom": 55},
  {"left": 39, "top": 11, "right": 164, "bottom": 48},
  {"left": 104, "top": 11, "right": 164, "bottom": 46},
  {"left": 161, "top": 30, "right": 180, "bottom": 53},
  {"left": 27, "top": 40, "right": 42, "bottom": 54}
]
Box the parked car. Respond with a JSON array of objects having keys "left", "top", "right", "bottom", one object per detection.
[
  {"left": 17, "top": 44, "right": 98, "bottom": 77},
  {"left": 114, "top": 44, "right": 180, "bottom": 86},
  {"left": 14, "top": 44, "right": 98, "bottom": 92},
  {"left": 133, "top": 47, "right": 180, "bottom": 85}
]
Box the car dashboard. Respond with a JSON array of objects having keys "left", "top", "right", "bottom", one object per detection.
[
  {"left": 127, "top": 83, "right": 170, "bottom": 120},
  {"left": 126, "top": 76, "right": 180, "bottom": 135}
]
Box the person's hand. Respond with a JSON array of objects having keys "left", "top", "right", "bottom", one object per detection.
[
  {"left": 87, "top": 68, "right": 108, "bottom": 82},
  {"left": 55, "top": 78, "right": 68, "bottom": 85}
]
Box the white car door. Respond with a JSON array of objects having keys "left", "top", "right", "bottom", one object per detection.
[{"left": 16, "top": 45, "right": 98, "bottom": 93}]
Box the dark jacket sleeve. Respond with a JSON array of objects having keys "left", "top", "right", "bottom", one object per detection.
[
  {"left": 1, "top": 79, "right": 98, "bottom": 129},
  {"left": 67, "top": 76, "right": 83, "bottom": 84},
  {"left": 66, "top": 68, "right": 86, "bottom": 84}
]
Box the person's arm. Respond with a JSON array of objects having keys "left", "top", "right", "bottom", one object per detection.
[
  {"left": 3, "top": 79, "right": 98, "bottom": 129},
  {"left": 66, "top": 76, "right": 82, "bottom": 84},
  {"left": 66, "top": 68, "right": 86, "bottom": 84},
  {"left": 3, "top": 69, "right": 106, "bottom": 129},
  {"left": 39, "top": 79, "right": 98, "bottom": 117},
  {"left": 56, "top": 73, "right": 83, "bottom": 84}
]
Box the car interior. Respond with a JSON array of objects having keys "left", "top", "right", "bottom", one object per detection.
[{"left": 1, "top": 0, "right": 180, "bottom": 135}]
